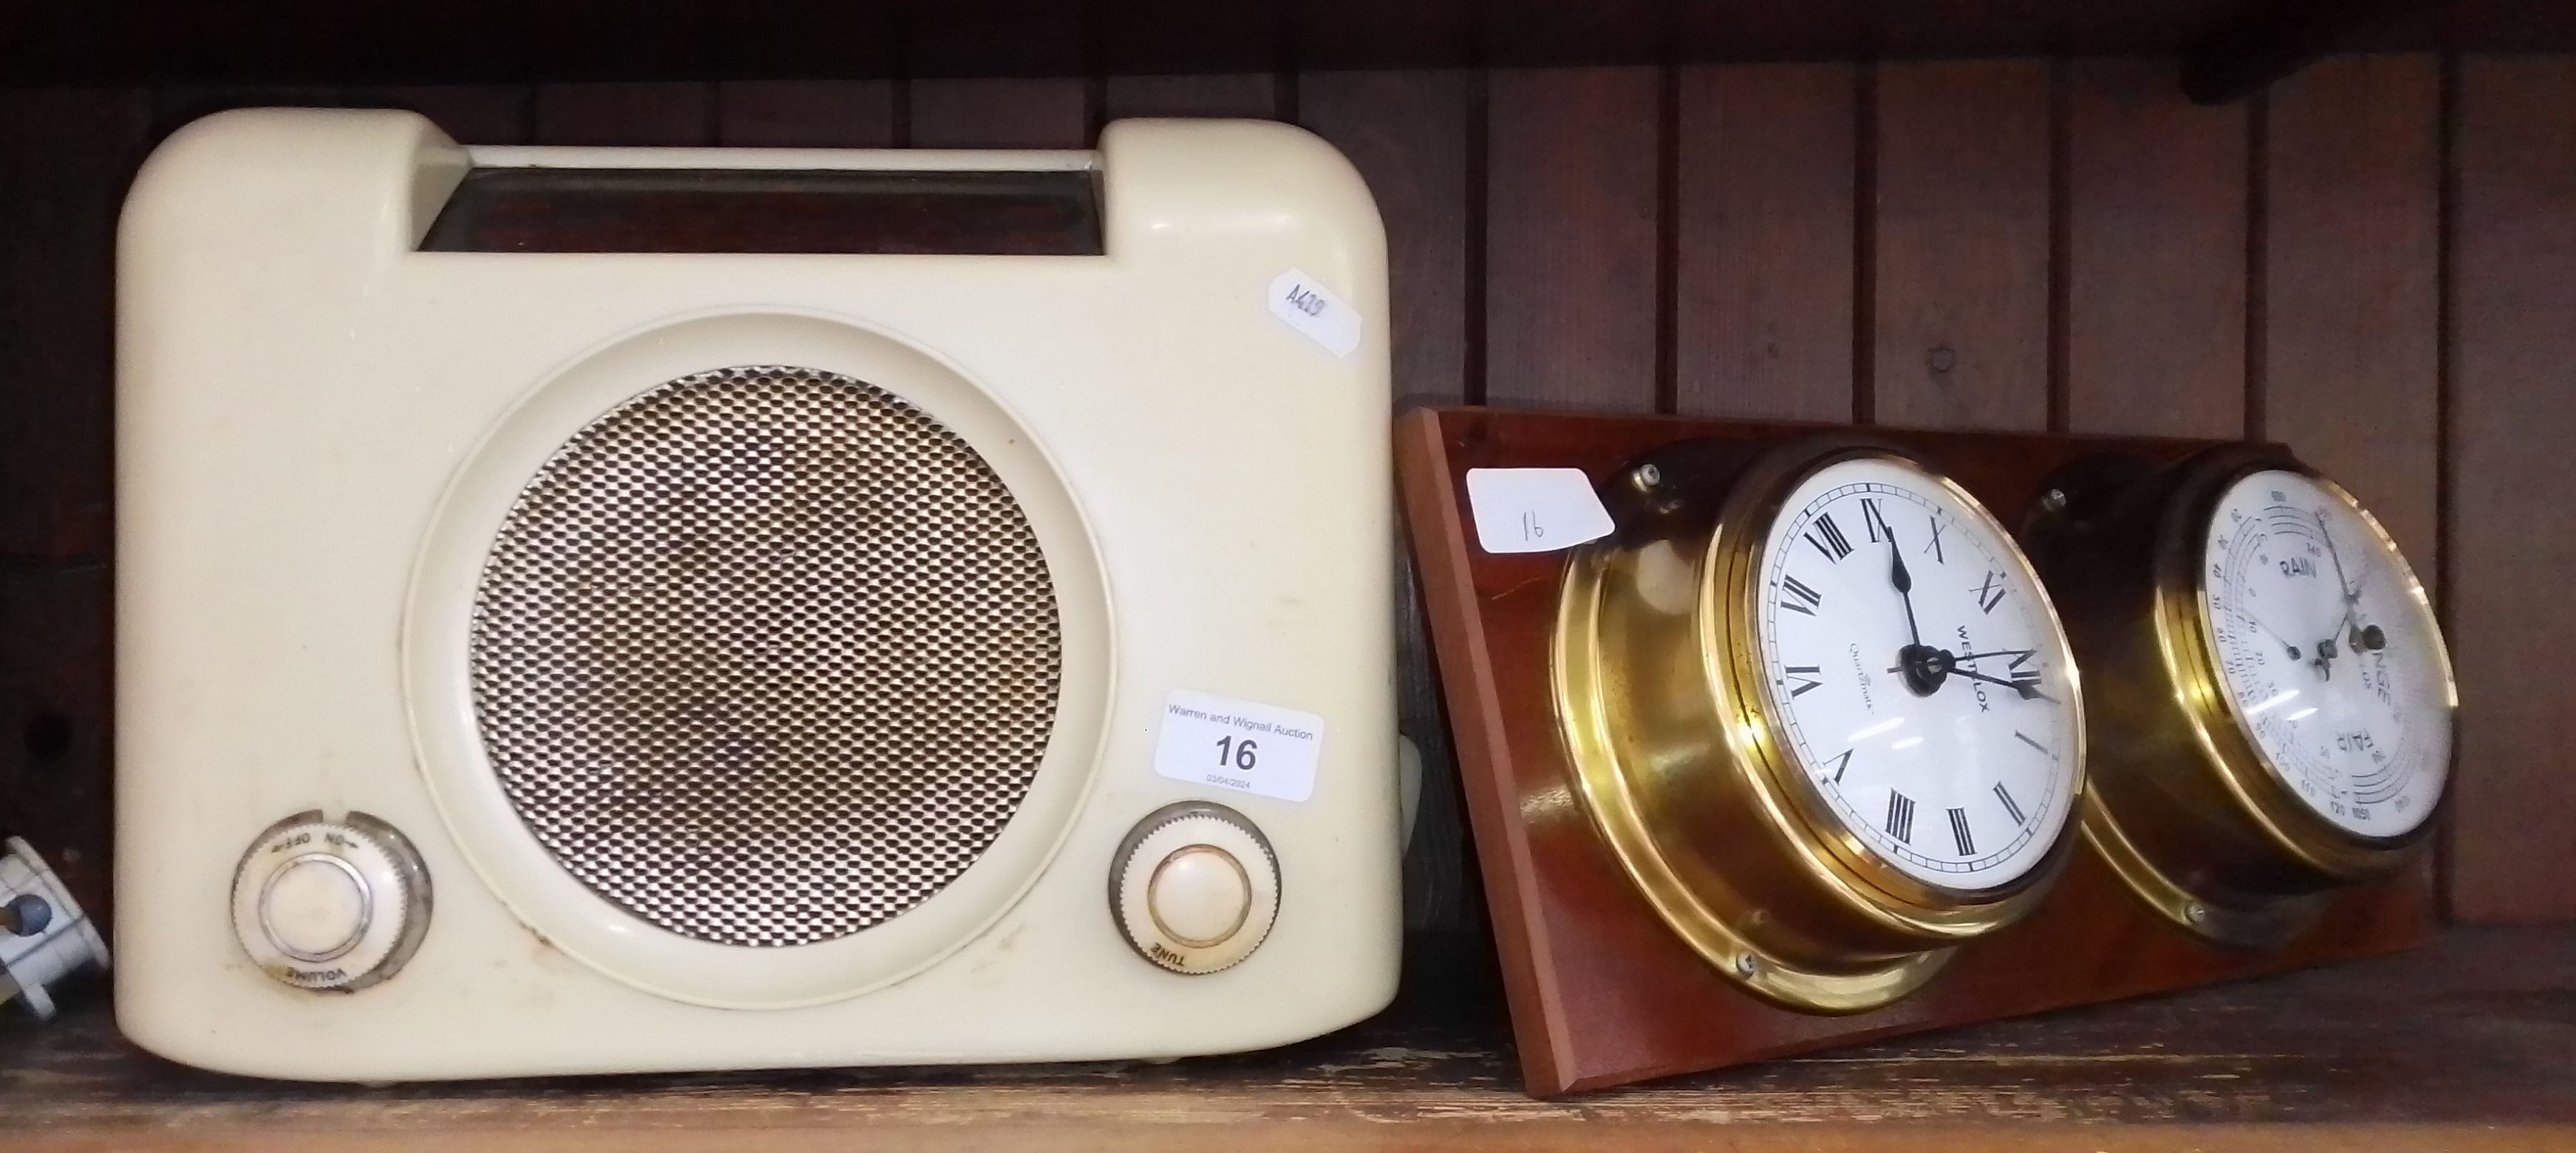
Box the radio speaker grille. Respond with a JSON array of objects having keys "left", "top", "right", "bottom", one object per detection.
[{"left": 468, "top": 365, "right": 1063, "bottom": 948}]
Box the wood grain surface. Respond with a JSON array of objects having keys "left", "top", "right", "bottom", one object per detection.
[
  {"left": 906, "top": 78, "right": 1091, "bottom": 149},
  {"left": 0, "top": 88, "right": 150, "bottom": 927},
  {"left": 15, "top": 1, "right": 2576, "bottom": 87},
  {"left": 1673, "top": 63, "right": 1858, "bottom": 423},
  {"left": 9, "top": 927, "right": 2572, "bottom": 1147},
  {"left": 2064, "top": 57, "right": 2249, "bottom": 438},
  {"left": 1871, "top": 61, "right": 2052, "bottom": 432},
  {"left": 1101, "top": 72, "right": 1281, "bottom": 120},
  {"left": 715, "top": 80, "right": 899, "bottom": 148},
  {"left": 19, "top": 1126, "right": 2572, "bottom": 1153},
  {"left": 344, "top": 86, "right": 533, "bottom": 144},
  {"left": 0, "top": 90, "right": 148, "bottom": 564},
  {"left": 0, "top": 564, "right": 116, "bottom": 929},
  {"left": 531, "top": 82, "right": 716, "bottom": 146},
  {"left": 1482, "top": 67, "right": 1661, "bottom": 411},
  {"left": 2446, "top": 56, "right": 2576, "bottom": 923}
]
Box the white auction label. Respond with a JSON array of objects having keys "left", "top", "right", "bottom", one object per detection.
[
  {"left": 1154, "top": 690, "right": 1326, "bottom": 804},
  {"left": 1266, "top": 268, "right": 1362, "bottom": 357},
  {"left": 1465, "top": 467, "right": 1615, "bottom": 554}
]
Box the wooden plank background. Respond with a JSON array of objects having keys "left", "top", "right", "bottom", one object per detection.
[
  {"left": 0, "top": 53, "right": 2562, "bottom": 927},
  {"left": 2449, "top": 56, "right": 2576, "bottom": 924}
]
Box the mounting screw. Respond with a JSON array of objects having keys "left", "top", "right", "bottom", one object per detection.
[
  {"left": 2184, "top": 901, "right": 2209, "bottom": 925},
  {"left": 1629, "top": 463, "right": 1663, "bottom": 493},
  {"left": 0, "top": 894, "right": 50, "bottom": 937},
  {"left": 1927, "top": 344, "right": 1959, "bottom": 375},
  {"left": 2040, "top": 488, "right": 2070, "bottom": 513},
  {"left": 1734, "top": 953, "right": 1761, "bottom": 978}
]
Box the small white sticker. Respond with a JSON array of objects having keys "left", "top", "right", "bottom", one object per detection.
[
  {"left": 1465, "top": 468, "right": 1615, "bottom": 554},
  {"left": 1267, "top": 269, "right": 1362, "bottom": 357},
  {"left": 1154, "top": 690, "right": 1326, "bottom": 804}
]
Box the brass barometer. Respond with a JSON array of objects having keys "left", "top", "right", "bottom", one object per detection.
[
  {"left": 2029, "top": 446, "right": 2456, "bottom": 947},
  {"left": 1554, "top": 437, "right": 2087, "bottom": 1013}
]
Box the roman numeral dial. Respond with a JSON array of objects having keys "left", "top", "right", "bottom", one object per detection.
[
  {"left": 1974, "top": 570, "right": 2008, "bottom": 614},
  {"left": 1887, "top": 792, "right": 1917, "bottom": 843},
  {"left": 1757, "top": 453, "right": 2080, "bottom": 893},
  {"left": 1779, "top": 574, "right": 1824, "bottom": 615},
  {"left": 1807, "top": 513, "right": 1854, "bottom": 561}
]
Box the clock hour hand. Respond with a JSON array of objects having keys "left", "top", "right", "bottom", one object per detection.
[
  {"left": 1883, "top": 525, "right": 1947, "bottom": 696},
  {"left": 1885, "top": 525, "right": 1924, "bottom": 648}
]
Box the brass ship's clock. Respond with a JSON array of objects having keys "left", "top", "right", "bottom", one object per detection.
[
  {"left": 1553, "top": 436, "right": 2086, "bottom": 1013},
  {"left": 2030, "top": 445, "right": 2456, "bottom": 947}
]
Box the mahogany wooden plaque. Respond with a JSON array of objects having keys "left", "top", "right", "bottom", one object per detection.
[{"left": 1395, "top": 406, "right": 2434, "bottom": 1096}]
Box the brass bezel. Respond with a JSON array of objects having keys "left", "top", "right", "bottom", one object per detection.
[
  {"left": 2058, "top": 445, "right": 2456, "bottom": 949},
  {"left": 1553, "top": 436, "right": 2088, "bottom": 1014}
]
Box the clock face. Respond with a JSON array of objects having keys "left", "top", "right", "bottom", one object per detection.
[
  {"left": 1754, "top": 455, "right": 2081, "bottom": 892},
  {"left": 2201, "top": 470, "right": 2451, "bottom": 839}
]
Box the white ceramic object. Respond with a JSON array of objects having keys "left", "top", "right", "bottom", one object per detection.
[
  {"left": 114, "top": 109, "right": 1399, "bottom": 1081},
  {"left": 0, "top": 837, "right": 111, "bottom": 1020}
]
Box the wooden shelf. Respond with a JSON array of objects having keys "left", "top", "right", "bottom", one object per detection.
[{"left": 11, "top": 927, "right": 2575, "bottom": 1149}]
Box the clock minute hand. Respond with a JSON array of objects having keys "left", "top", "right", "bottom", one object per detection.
[
  {"left": 1947, "top": 665, "right": 2058, "bottom": 703},
  {"left": 1950, "top": 649, "right": 2035, "bottom": 665}
]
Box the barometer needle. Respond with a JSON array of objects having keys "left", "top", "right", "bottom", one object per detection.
[
  {"left": 2317, "top": 510, "right": 2360, "bottom": 606},
  {"left": 2307, "top": 511, "right": 2375, "bottom": 680},
  {"left": 2232, "top": 604, "right": 2305, "bottom": 660}
]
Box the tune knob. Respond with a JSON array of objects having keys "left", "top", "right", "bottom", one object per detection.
[
  {"left": 230, "top": 811, "right": 430, "bottom": 991},
  {"left": 1109, "top": 801, "right": 1280, "bottom": 975}
]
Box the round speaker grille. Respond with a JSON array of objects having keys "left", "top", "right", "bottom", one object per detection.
[{"left": 468, "top": 365, "right": 1063, "bottom": 949}]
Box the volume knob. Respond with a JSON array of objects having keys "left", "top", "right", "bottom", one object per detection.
[
  {"left": 1110, "top": 801, "right": 1280, "bottom": 975},
  {"left": 231, "top": 811, "right": 430, "bottom": 991}
]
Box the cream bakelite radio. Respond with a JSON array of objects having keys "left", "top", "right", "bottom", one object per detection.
[{"left": 114, "top": 108, "right": 1399, "bottom": 1080}]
